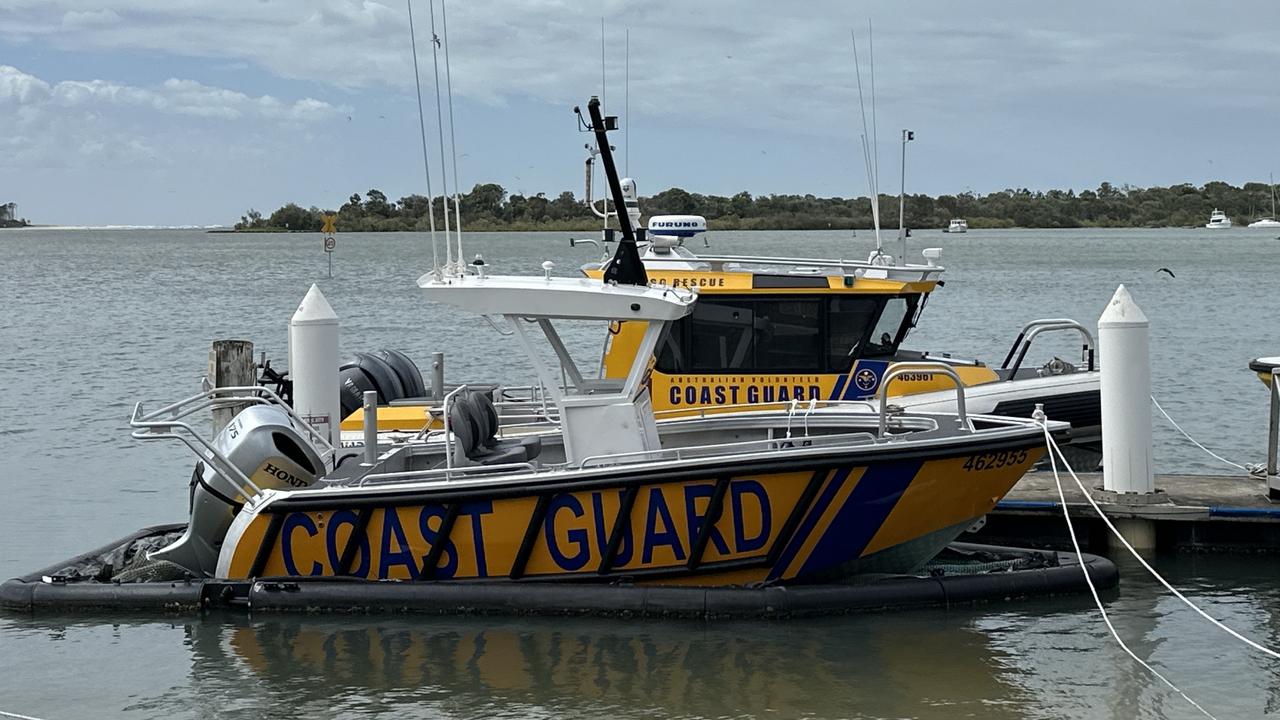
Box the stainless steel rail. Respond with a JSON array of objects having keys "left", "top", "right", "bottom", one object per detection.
[{"left": 878, "top": 363, "right": 970, "bottom": 436}]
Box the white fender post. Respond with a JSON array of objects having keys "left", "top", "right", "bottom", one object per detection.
[
  {"left": 1099, "top": 284, "right": 1154, "bottom": 495},
  {"left": 290, "top": 284, "right": 340, "bottom": 450}
]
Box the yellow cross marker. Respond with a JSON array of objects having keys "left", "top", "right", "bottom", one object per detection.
[{"left": 321, "top": 214, "right": 337, "bottom": 235}]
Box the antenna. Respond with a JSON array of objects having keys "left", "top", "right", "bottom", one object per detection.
[
  {"left": 851, "top": 28, "right": 882, "bottom": 253},
  {"left": 406, "top": 0, "right": 440, "bottom": 273},
  {"left": 625, "top": 28, "right": 630, "bottom": 177},
  {"left": 869, "top": 20, "right": 880, "bottom": 203},
  {"left": 440, "top": 0, "right": 463, "bottom": 266},
  {"left": 601, "top": 17, "right": 607, "bottom": 114},
  {"left": 427, "top": 0, "right": 452, "bottom": 271},
  {"left": 898, "top": 129, "right": 913, "bottom": 264}
]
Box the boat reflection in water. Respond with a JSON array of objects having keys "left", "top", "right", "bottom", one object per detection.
[{"left": 201, "top": 615, "right": 1036, "bottom": 718}]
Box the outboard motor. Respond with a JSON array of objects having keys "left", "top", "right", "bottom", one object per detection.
[
  {"left": 149, "top": 404, "right": 325, "bottom": 577},
  {"left": 646, "top": 214, "right": 707, "bottom": 252}
]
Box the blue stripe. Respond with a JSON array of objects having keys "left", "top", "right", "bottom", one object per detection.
[
  {"left": 830, "top": 374, "right": 849, "bottom": 400},
  {"left": 795, "top": 459, "right": 923, "bottom": 578},
  {"left": 996, "top": 500, "right": 1059, "bottom": 510},
  {"left": 767, "top": 468, "right": 850, "bottom": 581}
]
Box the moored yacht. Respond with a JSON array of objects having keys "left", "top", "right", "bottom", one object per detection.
[
  {"left": 1247, "top": 174, "right": 1280, "bottom": 228},
  {"left": 944, "top": 218, "right": 968, "bottom": 233},
  {"left": 1206, "top": 209, "right": 1233, "bottom": 229}
]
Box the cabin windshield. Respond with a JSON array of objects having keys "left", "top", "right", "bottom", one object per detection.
[{"left": 655, "top": 293, "right": 920, "bottom": 374}]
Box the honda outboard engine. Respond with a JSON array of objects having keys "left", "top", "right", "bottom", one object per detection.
[{"left": 149, "top": 404, "right": 325, "bottom": 577}]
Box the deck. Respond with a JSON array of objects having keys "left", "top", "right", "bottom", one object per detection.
[{"left": 973, "top": 472, "right": 1280, "bottom": 553}]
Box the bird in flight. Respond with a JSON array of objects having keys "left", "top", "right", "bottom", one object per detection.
[{"left": 1156, "top": 268, "right": 1176, "bottom": 278}]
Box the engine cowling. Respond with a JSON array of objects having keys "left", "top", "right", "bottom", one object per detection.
[{"left": 149, "top": 404, "right": 324, "bottom": 577}]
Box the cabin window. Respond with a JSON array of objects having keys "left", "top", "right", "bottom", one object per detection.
[
  {"left": 654, "top": 294, "right": 920, "bottom": 374},
  {"left": 688, "top": 300, "right": 758, "bottom": 371},
  {"left": 827, "top": 296, "right": 880, "bottom": 371},
  {"left": 753, "top": 299, "right": 822, "bottom": 371},
  {"left": 863, "top": 297, "right": 913, "bottom": 357}
]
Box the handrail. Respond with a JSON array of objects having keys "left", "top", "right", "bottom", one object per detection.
[
  {"left": 637, "top": 252, "right": 943, "bottom": 279},
  {"left": 651, "top": 398, "right": 879, "bottom": 420},
  {"left": 356, "top": 461, "right": 538, "bottom": 487},
  {"left": 1001, "top": 318, "right": 1096, "bottom": 374},
  {"left": 878, "top": 362, "right": 969, "bottom": 436},
  {"left": 577, "top": 428, "right": 884, "bottom": 469},
  {"left": 130, "top": 397, "right": 268, "bottom": 503},
  {"left": 129, "top": 383, "right": 341, "bottom": 505}
]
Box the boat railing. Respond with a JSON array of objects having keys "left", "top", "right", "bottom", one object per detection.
[
  {"left": 639, "top": 252, "right": 942, "bottom": 281},
  {"left": 577, "top": 428, "right": 884, "bottom": 469},
  {"left": 651, "top": 398, "right": 880, "bottom": 421},
  {"left": 878, "top": 363, "right": 970, "bottom": 435},
  {"left": 129, "top": 384, "right": 337, "bottom": 506},
  {"left": 1001, "top": 319, "right": 1096, "bottom": 376},
  {"left": 354, "top": 461, "right": 540, "bottom": 488}
]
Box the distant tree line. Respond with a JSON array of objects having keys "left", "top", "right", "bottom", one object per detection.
[{"left": 233, "top": 180, "right": 1280, "bottom": 232}]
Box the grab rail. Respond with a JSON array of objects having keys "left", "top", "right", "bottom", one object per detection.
[
  {"left": 356, "top": 461, "right": 539, "bottom": 487},
  {"left": 578, "top": 428, "right": 884, "bottom": 469},
  {"left": 878, "top": 363, "right": 969, "bottom": 436},
  {"left": 1001, "top": 318, "right": 1096, "bottom": 375},
  {"left": 651, "top": 398, "right": 879, "bottom": 420}
]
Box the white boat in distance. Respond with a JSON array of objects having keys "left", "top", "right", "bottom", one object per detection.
[
  {"left": 1248, "top": 174, "right": 1280, "bottom": 228},
  {"left": 1206, "top": 209, "right": 1232, "bottom": 229},
  {"left": 943, "top": 218, "right": 968, "bottom": 233}
]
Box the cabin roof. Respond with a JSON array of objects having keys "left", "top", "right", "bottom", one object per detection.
[{"left": 417, "top": 273, "right": 696, "bottom": 321}]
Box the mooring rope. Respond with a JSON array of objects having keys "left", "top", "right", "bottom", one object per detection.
[
  {"left": 1036, "top": 413, "right": 1218, "bottom": 719},
  {"left": 1150, "top": 394, "right": 1256, "bottom": 474},
  {"left": 1042, "top": 421, "right": 1280, "bottom": 660}
]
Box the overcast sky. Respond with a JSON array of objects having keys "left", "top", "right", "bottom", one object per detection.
[{"left": 2, "top": 1, "right": 1278, "bottom": 225}]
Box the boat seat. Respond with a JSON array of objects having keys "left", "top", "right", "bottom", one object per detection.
[
  {"left": 448, "top": 395, "right": 529, "bottom": 466},
  {"left": 472, "top": 391, "right": 542, "bottom": 461}
]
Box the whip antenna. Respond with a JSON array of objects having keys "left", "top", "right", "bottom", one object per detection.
[
  {"left": 427, "top": 0, "right": 452, "bottom": 270},
  {"left": 406, "top": 0, "right": 440, "bottom": 272},
  {"left": 440, "top": 0, "right": 463, "bottom": 266},
  {"left": 625, "top": 28, "right": 630, "bottom": 176},
  {"left": 851, "top": 28, "right": 882, "bottom": 253}
]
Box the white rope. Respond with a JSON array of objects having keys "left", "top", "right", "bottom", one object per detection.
[
  {"left": 1042, "top": 416, "right": 1280, "bottom": 661},
  {"left": 1038, "top": 417, "right": 1217, "bottom": 719},
  {"left": 1151, "top": 394, "right": 1249, "bottom": 472},
  {"left": 0, "top": 710, "right": 49, "bottom": 720}
]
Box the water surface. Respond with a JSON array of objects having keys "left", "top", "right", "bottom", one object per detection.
[{"left": 1, "top": 227, "right": 1277, "bottom": 719}]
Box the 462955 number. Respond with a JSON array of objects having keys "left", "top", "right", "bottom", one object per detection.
[{"left": 962, "top": 449, "right": 1030, "bottom": 471}]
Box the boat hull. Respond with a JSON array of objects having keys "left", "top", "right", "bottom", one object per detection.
[{"left": 217, "top": 439, "right": 1046, "bottom": 586}]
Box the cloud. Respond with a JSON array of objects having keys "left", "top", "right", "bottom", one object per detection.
[
  {"left": 0, "top": 65, "right": 346, "bottom": 123},
  {"left": 2, "top": 0, "right": 1277, "bottom": 140}
]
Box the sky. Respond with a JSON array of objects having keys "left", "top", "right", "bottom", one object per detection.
[{"left": 1, "top": 0, "right": 1278, "bottom": 226}]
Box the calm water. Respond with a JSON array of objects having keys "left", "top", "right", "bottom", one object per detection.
[{"left": 1, "top": 227, "right": 1278, "bottom": 719}]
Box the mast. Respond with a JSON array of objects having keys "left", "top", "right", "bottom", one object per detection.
[
  {"left": 898, "top": 129, "right": 913, "bottom": 264},
  {"left": 583, "top": 97, "right": 647, "bottom": 286}
]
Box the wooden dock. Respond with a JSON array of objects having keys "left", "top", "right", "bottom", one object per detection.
[{"left": 973, "top": 472, "right": 1280, "bottom": 553}]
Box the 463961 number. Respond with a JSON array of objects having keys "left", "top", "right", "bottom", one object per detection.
[{"left": 962, "top": 449, "right": 1030, "bottom": 471}]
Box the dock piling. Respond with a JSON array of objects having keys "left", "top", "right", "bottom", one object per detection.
[
  {"left": 208, "top": 339, "right": 254, "bottom": 435},
  {"left": 289, "top": 284, "right": 340, "bottom": 450},
  {"left": 1099, "top": 284, "right": 1154, "bottom": 495},
  {"left": 1098, "top": 285, "right": 1157, "bottom": 550},
  {"left": 1268, "top": 368, "right": 1279, "bottom": 500}
]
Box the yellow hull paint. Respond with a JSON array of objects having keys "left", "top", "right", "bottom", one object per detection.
[{"left": 221, "top": 448, "right": 1042, "bottom": 585}]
